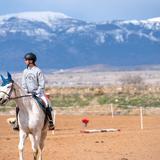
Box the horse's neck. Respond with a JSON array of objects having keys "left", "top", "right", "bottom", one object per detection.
[
  {"left": 13, "top": 83, "right": 42, "bottom": 115},
  {"left": 13, "top": 83, "right": 32, "bottom": 111}
]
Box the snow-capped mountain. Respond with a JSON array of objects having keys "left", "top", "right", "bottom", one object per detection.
[{"left": 0, "top": 11, "right": 160, "bottom": 71}]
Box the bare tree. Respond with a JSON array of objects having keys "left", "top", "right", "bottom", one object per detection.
[
  {"left": 119, "top": 74, "right": 145, "bottom": 93},
  {"left": 119, "top": 74, "right": 144, "bottom": 85}
]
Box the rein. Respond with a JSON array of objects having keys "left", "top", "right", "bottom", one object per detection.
[
  {"left": 10, "top": 94, "right": 32, "bottom": 100},
  {"left": 0, "top": 91, "right": 10, "bottom": 97}
]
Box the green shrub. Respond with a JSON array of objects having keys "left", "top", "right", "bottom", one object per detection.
[{"left": 51, "top": 94, "right": 93, "bottom": 107}]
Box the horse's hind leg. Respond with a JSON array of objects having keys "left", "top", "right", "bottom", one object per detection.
[{"left": 18, "top": 130, "right": 27, "bottom": 160}]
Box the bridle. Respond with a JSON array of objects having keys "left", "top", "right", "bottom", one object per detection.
[
  {"left": 0, "top": 82, "right": 32, "bottom": 101},
  {"left": 0, "top": 82, "right": 14, "bottom": 100}
]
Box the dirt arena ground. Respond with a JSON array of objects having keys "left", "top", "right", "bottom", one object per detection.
[{"left": 1, "top": 115, "right": 160, "bottom": 160}]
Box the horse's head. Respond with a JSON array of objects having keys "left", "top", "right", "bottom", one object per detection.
[{"left": 0, "top": 72, "right": 14, "bottom": 105}]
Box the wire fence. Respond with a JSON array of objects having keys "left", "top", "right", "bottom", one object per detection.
[{"left": 1, "top": 104, "right": 160, "bottom": 116}]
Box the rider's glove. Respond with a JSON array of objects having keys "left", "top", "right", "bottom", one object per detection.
[{"left": 31, "top": 92, "right": 37, "bottom": 97}]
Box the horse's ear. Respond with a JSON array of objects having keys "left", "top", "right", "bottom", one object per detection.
[
  {"left": 0, "top": 74, "right": 6, "bottom": 83},
  {"left": 7, "top": 72, "right": 12, "bottom": 81},
  {"left": 0, "top": 74, "right": 7, "bottom": 86}
]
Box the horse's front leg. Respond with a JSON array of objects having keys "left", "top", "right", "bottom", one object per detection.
[
  {"left": 29, "top": 131, "right": 41, "bottom": 160},
  {"left": 18, "top": 130, "right": 27, "bottom": 160},
  {"left": 39, "top": 130, "right": 47, "bottom": 160}
]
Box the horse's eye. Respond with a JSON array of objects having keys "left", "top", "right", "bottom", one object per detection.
[{"left": 7, "top": 86, "right": 11, "bottom": 88}]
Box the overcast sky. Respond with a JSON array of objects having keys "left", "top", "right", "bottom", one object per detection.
[{"left": 0, "top": 0, "right": 160, "bottom": 21}]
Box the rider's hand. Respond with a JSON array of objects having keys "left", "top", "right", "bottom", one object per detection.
[{"left": 31, "top": 92, "right": 37, "bottom": 97}]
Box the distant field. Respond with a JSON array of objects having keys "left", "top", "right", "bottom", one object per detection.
[
  {"left": 13, "top": 70, "right": 160, "bottom": 87},
  {"left": 1, "top": 70, "right": 160, "bottom": 115}
]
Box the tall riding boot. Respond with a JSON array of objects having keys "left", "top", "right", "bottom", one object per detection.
[
  {"left": 46, "top": 107, "right": 55, "bottom": 130},
  {"left": 13, "top": 106, "right": 19, "bottom": 131}
]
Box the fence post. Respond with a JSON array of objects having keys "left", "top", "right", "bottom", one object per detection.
[
  {"left": 110, "top": 103, "right": 114, "bottom": 118},
  {"left": 140, "top": 107, "right": 143, "bottom": 130}
]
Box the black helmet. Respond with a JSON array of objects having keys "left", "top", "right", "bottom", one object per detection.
[{"left": 24, "top": 52, "right": 37, "bottom": 62}]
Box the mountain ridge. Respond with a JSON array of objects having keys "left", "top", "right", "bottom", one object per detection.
[{"left": 0, "top": 11, "right": 160, "bottom": 71}]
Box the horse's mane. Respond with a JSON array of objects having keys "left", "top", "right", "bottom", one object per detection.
[
  {"left": 13, "top": 82, "right": 32, "bottom": 101},
  {"left": 13, "top": 82, "right": 23, "bottom": 94}
]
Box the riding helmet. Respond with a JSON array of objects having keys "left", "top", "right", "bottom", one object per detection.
[{"left": 24, "top": 52, "right": 37, "bottom": 62}]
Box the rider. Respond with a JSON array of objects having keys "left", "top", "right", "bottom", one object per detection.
[{"left": 13, "top": 52, "right": 54, "bottom": 130}]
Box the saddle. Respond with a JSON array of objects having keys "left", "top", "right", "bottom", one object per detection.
[
  {"left": 32, "top": 95, "right": 46, "bottom": 113},
  {"left": 32, "top": 95, "right": 49, "bottom": 128}
]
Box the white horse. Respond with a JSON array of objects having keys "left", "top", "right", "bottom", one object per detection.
[{"left": 0, "top": 72, "right": 48, "bottom": 160}]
